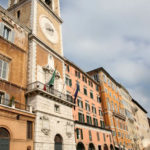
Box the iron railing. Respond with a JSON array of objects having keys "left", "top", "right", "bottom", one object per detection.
[
  {"left": 0, "top": 98, "right": 31, "bottom": 112},
  {"left": 27, "top": 81, "right": 74, "bottom": 104}
]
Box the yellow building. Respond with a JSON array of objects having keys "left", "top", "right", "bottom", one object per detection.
[
  {"left": 88, "top": 68, "right": 132, "bottom": 150},
  {"left": 0, "top": 6, "right": 35, "bottom": 150}
]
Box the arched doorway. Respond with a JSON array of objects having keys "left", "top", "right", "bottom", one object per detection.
[
  {"left": 104, "top": 144, "right": 109, "bottom": 150},
  {"left": 0, "top": 128, "right": 10, "bottom": 150},
  {"left": 88, "top": 143, "right": 95, "bottom": 150},
  {"left": 76, "top": 142, "right": 85, "bottom": 150},
  {"left": 110, "top": 144, "right": 114, "bottom": 150},
  {"left": 54, "top": 134, "right": 63, "bottom": 150}
]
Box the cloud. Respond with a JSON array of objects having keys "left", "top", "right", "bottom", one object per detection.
[{"left": 61, "top": 0, "right": 150, "bottom": 116}]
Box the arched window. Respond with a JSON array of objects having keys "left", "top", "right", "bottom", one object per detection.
[
  {"left": 104, "top": 144, "right": 108, "bottom": 150},
  {"left": 77, "top": 142, "right": 85, "bottom": 150},
  {"left": 54, "top": 134, "right": 63, "bottom": 150},
  {"left": 0, "top": 128, "right": 10, "bottom": 150},
  {"left": 88, "top": 143, "right": 95, "bottom": 150}
]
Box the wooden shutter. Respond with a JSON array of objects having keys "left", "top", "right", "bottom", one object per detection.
[
  {"left": 4, "top": 93, "right": 10, "bottom": 106},
  {"left": 0, "top": 23, "right": 4, "bottom": 37}
]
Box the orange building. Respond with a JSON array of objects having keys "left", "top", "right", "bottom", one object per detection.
[
  {"left": 88, "top": 68, "right": 132, "bottom": 150},
  {"left": 0, "top": 6, "right": 35, "bottom": 150},
  {"left": 65, "top": 60, "right": 114, "bottom": 150}
]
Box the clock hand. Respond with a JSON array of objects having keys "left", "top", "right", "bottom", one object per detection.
[{"left": 46, "top": 27, "right": 54, "bottom": 32}]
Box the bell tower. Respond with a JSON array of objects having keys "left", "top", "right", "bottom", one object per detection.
[
  {"left": 8, "top": 0, "right": 64, "bottom": 84},
  {"left": 8, "top": 0, "right": 63, "bottom": 56}
]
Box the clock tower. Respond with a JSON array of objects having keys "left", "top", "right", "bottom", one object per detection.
[{"left": 8, "top": 1, "right": 76, "bottom": 150}]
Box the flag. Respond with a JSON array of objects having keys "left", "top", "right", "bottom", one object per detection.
[
  {"left": 48, "top": 69, "right": 56, "bottom": 87},
  {"left": 74, "top": 84, "right": 79, "bottom": 104},
  {"left": 43, "top": 84, "right": 47, "bottom": 91}
]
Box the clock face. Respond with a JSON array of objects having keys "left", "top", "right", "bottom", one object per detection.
[{"left": 39, "top": 15, "right": 58, "bottom": 43}]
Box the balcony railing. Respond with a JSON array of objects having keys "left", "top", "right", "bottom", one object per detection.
[
  {"left": 27, "top": 81, "right": 74, "bottom": 105},
  {"left": 113, "top": 111, "right": 126, "bottom": 121},
  {"left": 0, "top": 98, "right": 32, "bottom": 112}
]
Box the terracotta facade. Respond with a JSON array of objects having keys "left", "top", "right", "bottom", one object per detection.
[{"left": 65, "top": 60, "right": 114, "bottom": 150}]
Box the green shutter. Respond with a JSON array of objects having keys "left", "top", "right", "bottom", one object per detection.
[
  {"left": 69, "top": 79, "right": 72, "bottom": 87},
  {"left": 81, "top": 129, "right": 83, "bottom": 139}
]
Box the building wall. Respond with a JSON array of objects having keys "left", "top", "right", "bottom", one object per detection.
[
  {"left": 88, "top": 69, "right": 132, "bottom": 150},
  {"left": 65, "top": 61, "right": 114, "bottom": 150},
  {"left": 132, "top": 102, "right": 150, "bottom": 149},
  {"left": 28, "top": 95, "right": 76, "bottom": 150},
  {"left": 0, "top": 7, "right": 35, "bottom": 150},
  {"left": 0, "top": 105, "right": 35, "bottom": 150}
]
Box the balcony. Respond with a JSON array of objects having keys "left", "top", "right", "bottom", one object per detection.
[
  {"left": 26, "top": 81, "right": 75, "bottom": 106},
  {"left": 113, "top": 111, "right": 126, "bottom": 121},
  {"left": 0, "top": 98, "right": 32, "bottom": 112}
]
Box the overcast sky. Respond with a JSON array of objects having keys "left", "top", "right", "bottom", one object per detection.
[
  {"left": 1, "top": 0, "right": 150, "bottom": 116},
  {"left": 60, "top": 0, "right": 150, "bottom": 117}
]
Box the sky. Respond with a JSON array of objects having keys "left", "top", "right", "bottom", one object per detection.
[{"left": 1, "top": 0, "right": 150, "bottom": 116}]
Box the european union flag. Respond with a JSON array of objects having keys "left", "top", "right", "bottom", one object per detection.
[{"left": 74, "top": 84, "right": 79, "bottom": 104}]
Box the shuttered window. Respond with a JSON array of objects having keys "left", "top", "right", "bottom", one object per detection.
[
  {"left": 0, "top": 60, "right": 8, "bottom": 80},
  {"left": 27, "top": 121, "right": 33, "bottom": 139}
]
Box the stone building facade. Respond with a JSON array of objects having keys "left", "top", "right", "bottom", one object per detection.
[
  {"left": 132, "top": 99, "right": 150, "bottom": 150},
  {"left": 0, "top": 6, "right": 35, "bottom": 150},
  {"left": 7, "top": 0, "right": 76, "bottom": 149}
]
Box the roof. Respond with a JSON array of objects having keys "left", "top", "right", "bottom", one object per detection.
[
  {"left": 64, "top": 57, "right": 100, "bottom": 86},
  {"left": 87, "top": 67, "right": 122, "bottom": 87},
  {"left": 0, "top": 5, "right": 31, "bottom": 32},
  {"left": 132, "top": 99, "right": 147, "bottom": 113}
]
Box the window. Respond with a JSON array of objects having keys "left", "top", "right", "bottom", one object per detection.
[
  {"left": 75, "top": 70, "right": 80, "bottom": 78},
  {"left": 100, "top": 120, "right": 105, "bottom": 128},
  {"left": 65, "top": 64, "right": 70, "bottom": 72},
  {"left": 97, "top": 132, "right": 100, "bottom": 141},
  {"left": 93, "top": 118, "right": 98, "bottom": 126},
  {"left": 76, "top": 128, "right": 83, "bottom": 139},
  {"left": 107, "top": 98, "right": 110, "bottom": 110},
  {"left": 27, "top": 121, "right": 32, "bottom": 139},
  {"left": 103, "top": 133, "right": 106, "bottom": 141},
  {"left": 45, "top": 0, "right": 52, "bottom": 8},
  {"left": 17, "top": 10, "right": 20, "bottom": 19},
  {"left": 77, "top": 99, "right": 83, "bottom": 108},
  {"left": 76, "top": 128, "right": 80, "bottom": 139},
  {"left": 85, "top": 103, "right": 90, "bottom": 112},
  {"left": 0, "top": 92, "right": 4, "bottom": 104},
  {"left": 109, "top": 135, "right": 112, "bottom": 142},
  {"left": 82, "top": 75, "right": 87, "bottom": 83},
  {"left": 3, "top": 26, "right": 11, "bottom": 40},
  {"left": 99, "top": 109, "right": 103, "bottom": 116},
  {"left": 86, "top": 115, "right": 92, "bottom": 125},
  {"left": 92, "top": 106, "right": 96, "bottom": 114},
  {"left": 103, "top": 74, "right": 106, "bottom": 83},
  {"left": 97, "top": 96, "right": 101, "bottom": 103},
  {"left": 90, "top": 91, "right": 94, "bottom": 99},
  {"left": 78, "top": 112, "right": 85, "bottom": 123},
  {"left": 96, "top": 85, "right": 99, "bottom": 91},
  {"left": 81, "top": 129, "right": 83, "bottom": 139},
  {"left": 0, "top": 59, "right": 9, "bottom": 80},
  {"left": 83, "top": 87, "right": 87, "bottom": 95},
  {"left": 65, "top": 76, "right": 72, "bottom": 87},
  {"left": 54, "top": 104, "right": 60, "bottom": 113},
  {"left": 89, "top": 130, "right": 92, "bottom": 141}
]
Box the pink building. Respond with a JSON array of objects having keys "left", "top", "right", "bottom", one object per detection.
[{"left": 65, "top": 59, "right": 114, "bottom": 150}]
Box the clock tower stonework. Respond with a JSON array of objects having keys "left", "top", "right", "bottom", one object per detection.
[{"left": 8, "top": 1, "right": 76, "bottom": 150}]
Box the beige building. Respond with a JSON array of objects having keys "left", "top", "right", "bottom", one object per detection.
[
  {"left": 132, "top": 99, "right": 150, "bottom": 150},
  {"left": 119, "top": 86, "right": 137, "bottom": 150},
  {"left": 0, "top": 6, "right": 35, "bottom": 150},
  {"left": 8, "top": 0, "right": 76, "bottom": 149}
]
